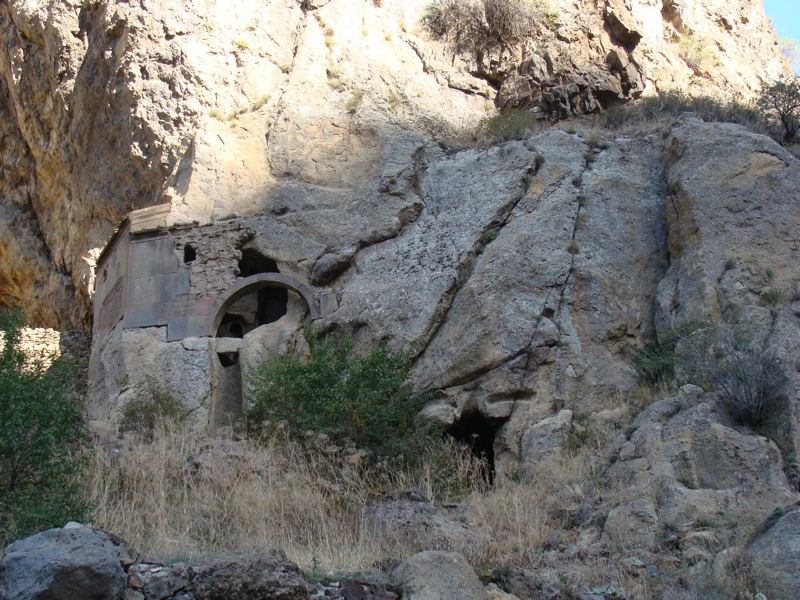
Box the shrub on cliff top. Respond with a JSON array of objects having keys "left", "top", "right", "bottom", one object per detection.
[
  {"left": 423, "top": 0, "right": 556, "bottom": 51},
  {"left": 0, "top": 309, "right": 88, "bottom": 544},
  {"left": 757, "top": 76, "right": 800, "bottom": 144}
]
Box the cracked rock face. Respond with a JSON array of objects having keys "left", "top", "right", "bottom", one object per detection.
[
  {"left": 2, "top": 1, "right": 800, "bottom": 488},
  {"left": 0, "top": 0, "right": 790, "bottom": 327}
]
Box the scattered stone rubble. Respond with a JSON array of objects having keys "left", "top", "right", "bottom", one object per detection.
[{"left": 4, "top": 500, "right": 800, "bottom": 600}]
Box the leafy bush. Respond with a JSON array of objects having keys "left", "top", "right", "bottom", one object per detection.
[
  {"left": 247, "top": 331, "right": 431, "bottom": 462},
  {"left": 633, "top": 325, "right": 691, "bottom": 386},
  {"left": 0, "top": 310, "right": 87, "bottom": 544},
  {"left": 119, "top": 381, "right": 188, "bottom": 437},
  {"left": 757, "top": 76, "right": 800, "bottom": 144}
]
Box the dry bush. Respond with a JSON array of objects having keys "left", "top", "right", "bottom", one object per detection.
[
  {"left": 675, "top": 324, "right": 787, "bottom": 427},
  {"left": 757, "top": 76, "right": 800, "bottom": 144},
  {"left": 599, "top": 91, "right": 764, "bottom": 136},
  {"left": 422, "top": 0, "right": 555, "bottom": 53},
  {"left": 678, "top": 33, "right": 720, "bottom": 75}
]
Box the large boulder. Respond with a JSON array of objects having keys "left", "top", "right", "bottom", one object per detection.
[
  {"left": 606, "top": 386, "right": 798, "bottom": 536},
  {"left": 741, "top": 502, "right": 800, "bottom": 600},
  {"left": 189, "top": 553, "right": 310, "bottom": 600},
  {"left": 365, "top": 499, "right": 486, "bottom": 555},
  {"left": 128, "top": 552, "right": 310, "bottom": 600},
  {"left": 0, "top": 523, "right": 127, "bottom": 600}
]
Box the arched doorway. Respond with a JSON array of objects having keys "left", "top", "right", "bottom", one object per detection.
[{"left": 207, "top": 273, "right": 319, "bottom": 430}]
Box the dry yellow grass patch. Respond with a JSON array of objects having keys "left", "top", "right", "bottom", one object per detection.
[
  {"left": 83, "top": 407, "right": 625, "bottom": 575},
  {"left": 85, "top": 427, "right": 490, "bottom": 570}
]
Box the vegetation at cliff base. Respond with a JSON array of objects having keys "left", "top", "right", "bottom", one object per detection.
[
  {"left": 247, "top": 331, "right": 431, "bottom": 463},
  {"left": 0, "top": 310, "right": 88, "bottom": 544}
]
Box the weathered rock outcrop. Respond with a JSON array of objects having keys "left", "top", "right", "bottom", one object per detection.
[
  {"left": 606, "top": 385, "right": 797, "bottom": 537},
  {"left": 741, "top": 502, "right": 800, "bottom": 599},
  {"left": 0, "top": 0, "right": 790, "bottom": 328}
]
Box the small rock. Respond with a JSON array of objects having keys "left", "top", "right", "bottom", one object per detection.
[
  {"left": 392, "top": 551, "right": 486, "bottom": 600},
  {"left": 485, "top": 582, "right": 520, "bottom": 599},
  {"left": 619, "top": 555, "right": 646, "bottom": 574},
  {"left": 682, "top": 547, "right": 712, "bottom": 565}
]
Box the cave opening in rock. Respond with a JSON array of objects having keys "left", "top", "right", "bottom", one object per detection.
[
  {"left": 447, "top": 410, "right": 504, "bottom": 484},
  {"left": 217, "top": 351, "right": 239, "bottom": 367},
  {"left": 215, "top": 249, "right": 289, "bottom": 337},
  {"left": 238, "top": 248, "right": 278, "bottom": 277}
]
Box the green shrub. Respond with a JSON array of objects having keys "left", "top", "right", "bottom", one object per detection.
[
  {"left": 0, "top": 309, "right": 88, "bottom": 544},
  {"left": 633, "top": 321, "right": 711, "bottom": 387},
  {"left": 757, "top": 76, "right": 800, "bottom": 144},
  {"left": 247, "top": 331, "right": 431, "bottom": 462},
  {"left": 634, "top": 337, "right": 679, "bottom": 386},
  {"left": 476, "top": 108, "right": 543, "bottom": 142},
  {"left": 119, "top": 381, "right": 188, "bottom": 437}
]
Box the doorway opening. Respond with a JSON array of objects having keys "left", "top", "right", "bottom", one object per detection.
[
  {"left": 215, "top": 250, "right": 288, "bottom": 337},
  {"left": 447, "top": 409, "right": 505, "bottom": 484}
]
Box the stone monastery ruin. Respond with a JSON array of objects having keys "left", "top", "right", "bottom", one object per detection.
[{"left": 89, "top": 204, "right": 337, "bottom": 432}]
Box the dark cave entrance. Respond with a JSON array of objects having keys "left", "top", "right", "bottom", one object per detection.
[
  {"left": 215, "top": 250, "right": 288, "bottom": 338},
  {"left": 447, "top": 409, "right": 504, "bottom": 484},
  {"left": 238, "top": 249, "right": 288, "bottom": 327}
]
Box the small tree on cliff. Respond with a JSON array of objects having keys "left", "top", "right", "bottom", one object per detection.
[
  {"left": 0, "top": 310, "right": 88, "bottom": 544},
  {"left": 757, "top": 76, "right": 800, "bottom": 144}
]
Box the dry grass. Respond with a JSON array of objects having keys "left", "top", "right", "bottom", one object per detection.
[
  {"left": 85, "top": 427, "right": 490, "bottom": 569},
  {"left": 83, "top": 402, "right": 761, "bottom": 597},
  {"left": 469, "top": 451, "right": 598, "bottom": 568},
  {"left": 84, "top": 421, "right": 607, "bottom": 573}
]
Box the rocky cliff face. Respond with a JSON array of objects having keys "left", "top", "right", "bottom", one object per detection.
[{"left": 0, "top": 0, "right": 790, "bottom": 328}]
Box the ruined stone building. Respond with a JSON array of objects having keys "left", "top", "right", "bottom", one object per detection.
[{"left": 88, "top": 204, "right": 335, "bottom": 432}]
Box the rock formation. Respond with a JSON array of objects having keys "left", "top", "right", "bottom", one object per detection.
[
  {"left": 2, "top": 2, "right": 800, "bottom": 593},
  {"left": 0, "top": 0, "right": 790, "bottom": 328}
]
